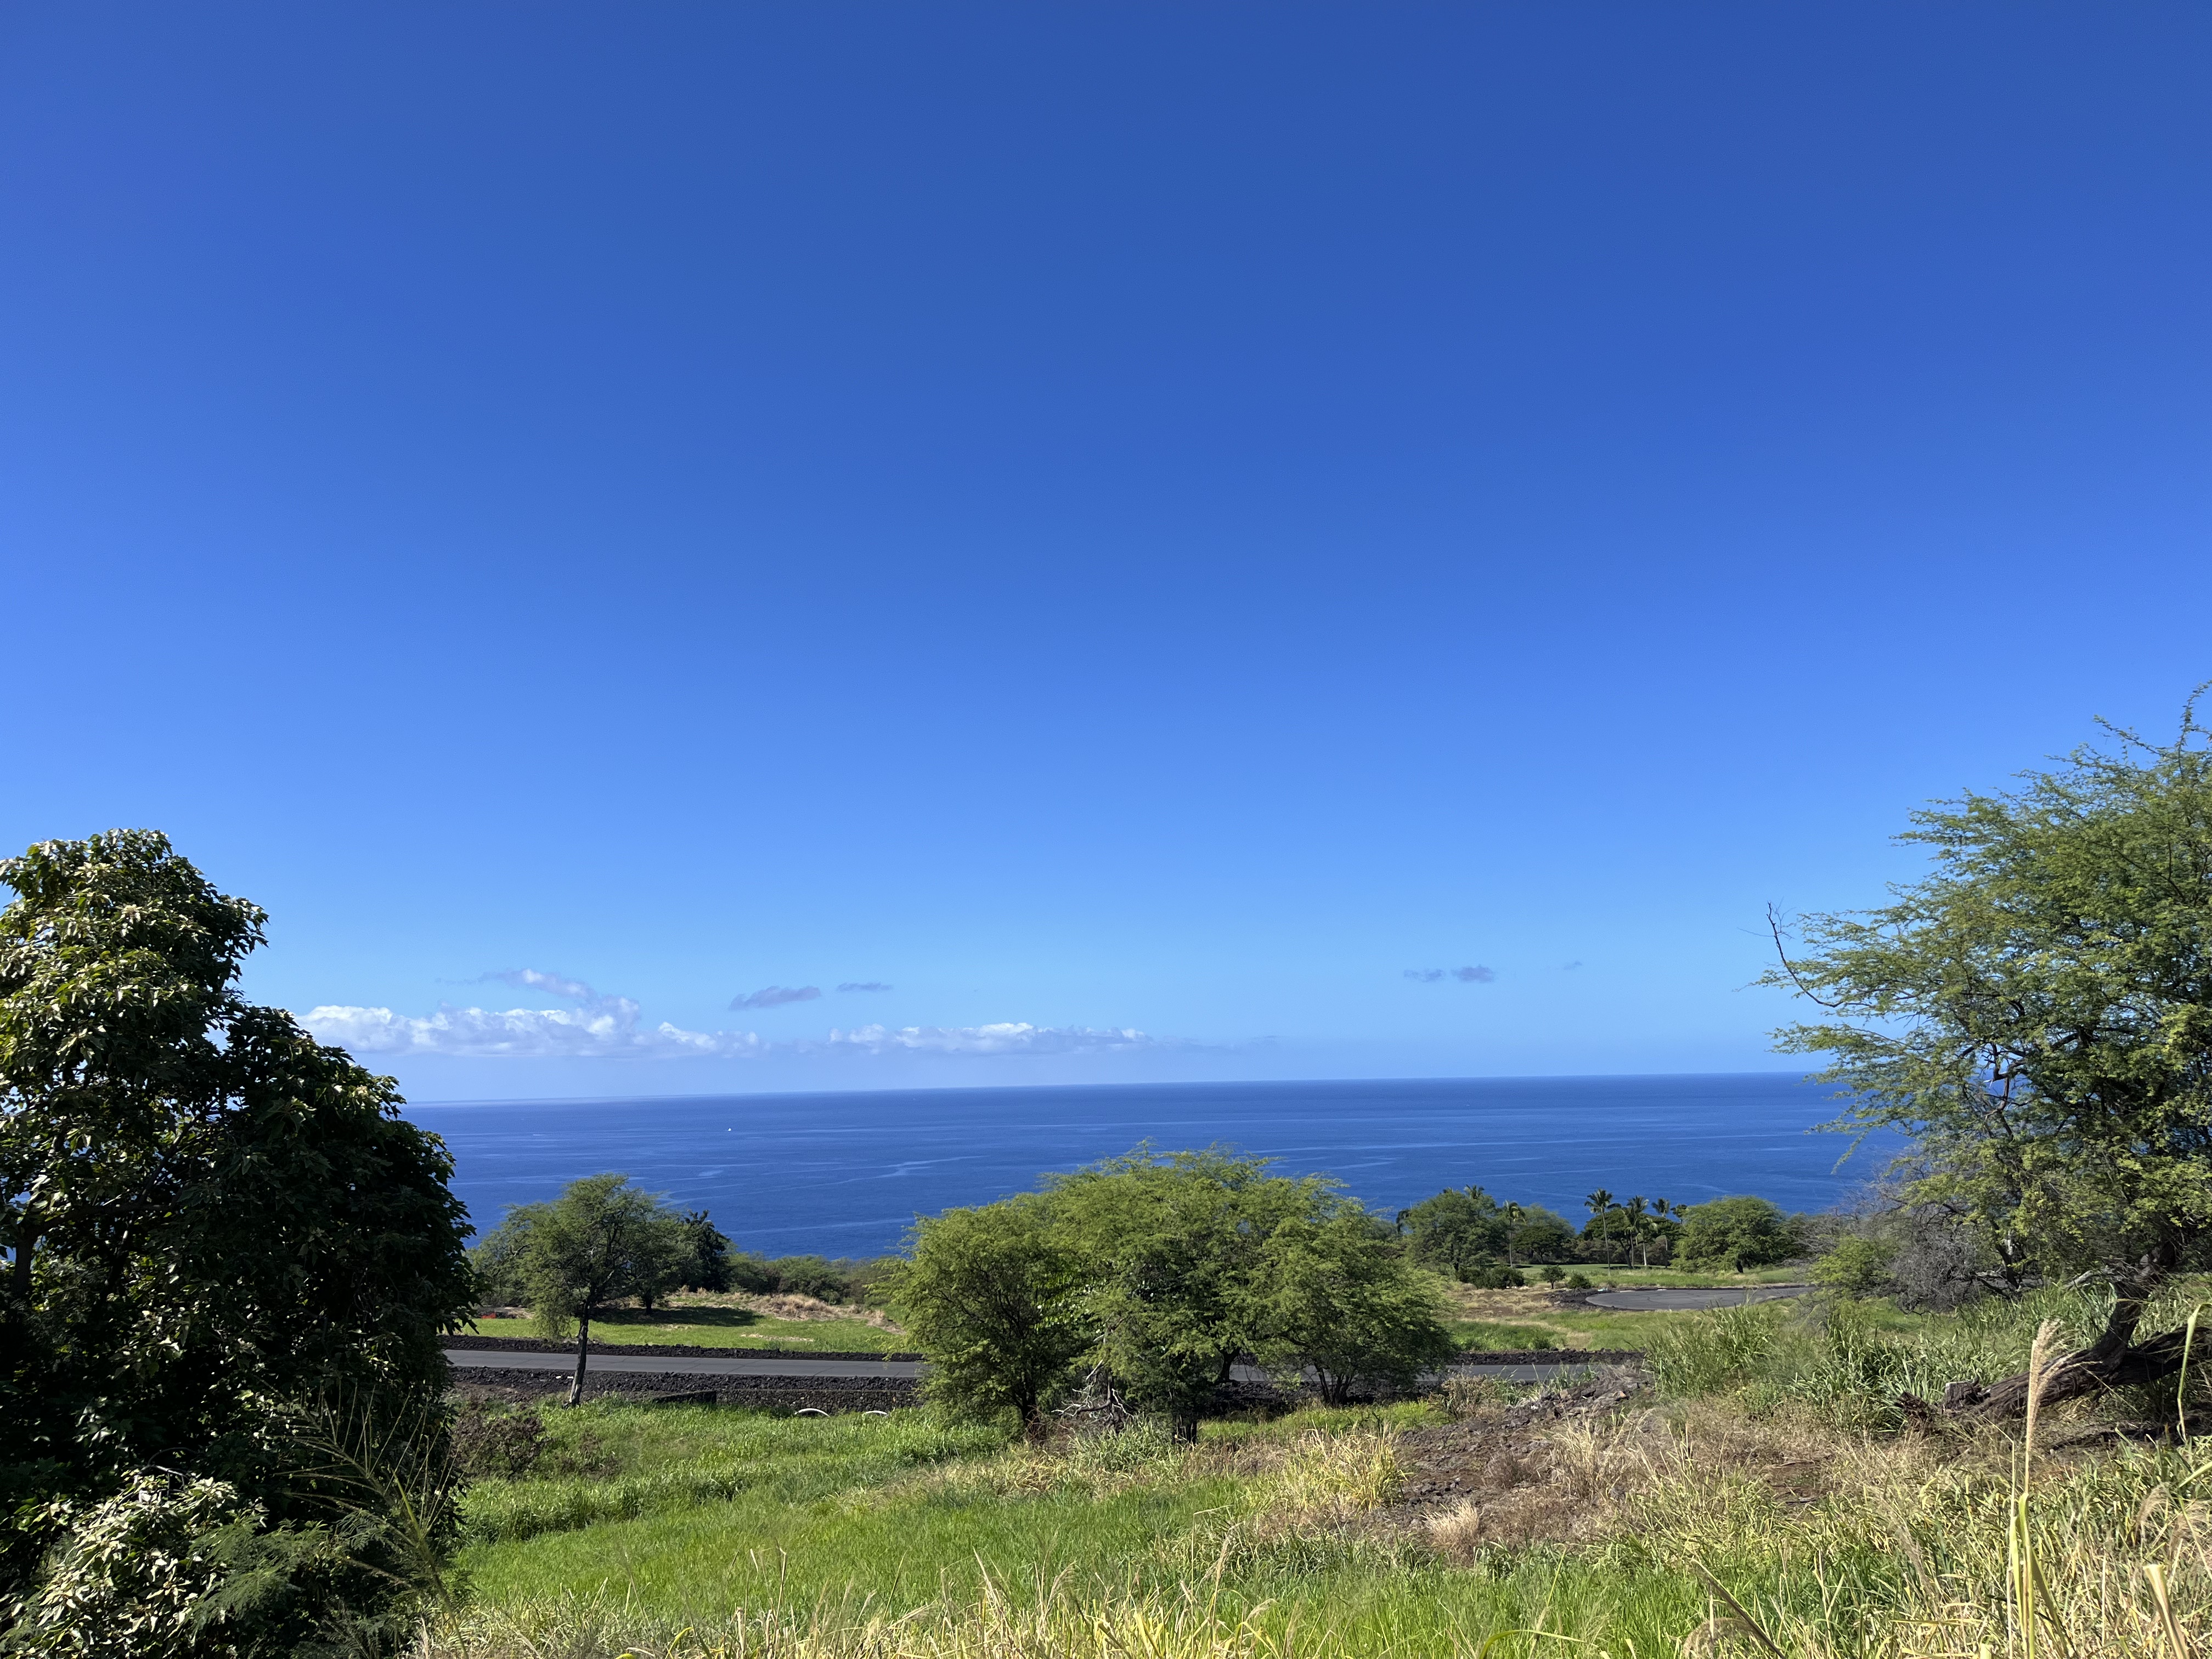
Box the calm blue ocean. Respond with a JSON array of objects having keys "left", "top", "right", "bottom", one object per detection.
[{"left": 404, "top": 1072, "right": 1897, "bottom": 1256}]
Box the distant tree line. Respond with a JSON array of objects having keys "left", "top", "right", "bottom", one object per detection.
[{"left": 1394, "top": 1183, "right": 1809, "bottom": 1282}]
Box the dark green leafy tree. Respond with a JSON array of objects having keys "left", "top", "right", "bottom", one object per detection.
[
  {"left": 0, "top": 831, "right": 476, "bottom": 1638},
  {"left": 888, "top": 1197, "right": 1087, "bottom": 1432},
  {"left": 1675, "top": 1196, "right": 1798, "bottom": 1271},
  {"left": 1396, "top": 1186, "right": 1508, "bottom": 1278},
  {"left": 1768, "top": 704, "right": 2212, "bottom": 1414},
  {"left": 1257, "top": 1200, "right": 1458, "bottom": 1404},
  {"left": 1505, "top": 1205, "right": 1577, "bottom": 1262},
  {"left": 472, "top": 1174, "right": 685, "bottom": 1405},
  {"left": 674, "top": 1210, "right": 733, "bottom": 1293},
  {"left": 1047, "top": 1148, "right": 1321, "bottom": 1440}
]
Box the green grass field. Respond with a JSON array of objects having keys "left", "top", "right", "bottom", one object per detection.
[
  {"left": 469, "top": 1299, "right": 912, "bottom": 1353},
  {"left": 431, "top": 1288, "right": 2212, "bottom": 1657}
]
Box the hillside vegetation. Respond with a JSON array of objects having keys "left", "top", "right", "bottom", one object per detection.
[{"left": 427, "top": 1282, "right": 2212, "bottom": 1658}]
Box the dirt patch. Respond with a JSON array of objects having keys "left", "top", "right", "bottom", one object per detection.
[
  {"left": 669, "top": 1290, "right": 905, "bottom": 1329},
  {"left": 1382, "top": 1369, "right": 1847, "bottom": 1558}
]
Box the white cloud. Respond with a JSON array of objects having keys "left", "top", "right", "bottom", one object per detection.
[
  {"left": 301, "top": 970, "right": 1163, "bottom": 1062},
  {"left": 824, "top": 1022, "right": 1157, "bottom": 1056},
  {"left": 302, "top": 1000, "right": 769, "bottom": 1059}
]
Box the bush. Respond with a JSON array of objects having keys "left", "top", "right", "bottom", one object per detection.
[
  {"left": 765, "top": 1255, "right": 849, "bottom": 1302},
  {"left": 1677, "top": 1195, "right": 1801, "bottom": 1270},
  {"left": 1564, "top": 1272, "right": 1592, "bottom": 1290},
  {"left": 0, "top": 1470, "right": 416, "bottom": 1658},
  {"left": 725, "top": 1251, "right": 778, "bottom": 1293},
  {"left": 1812, "top": 1234, "right": 1898, "bottom": 1298},
  {"left": 1539, "top": 1265, "right": 1566, "bottom": 1285}
]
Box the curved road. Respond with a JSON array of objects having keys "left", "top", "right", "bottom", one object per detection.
[{"left": 1584, "top": 1284, "right": 1809, "bottom": 1311}]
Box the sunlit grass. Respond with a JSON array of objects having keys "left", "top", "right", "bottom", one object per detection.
[
  {"left": 438, "top": 1292, "right": 2212, "bottom": 1658},
  {"left": 467, "top": 1299, "right": 911, "bottom": 1353}
]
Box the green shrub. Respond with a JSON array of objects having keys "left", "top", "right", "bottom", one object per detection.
[
  {"left": 1676, "top": 1196, "right": 1799, "bottom": 1270},
  {"left": 1812, "top": 1235, "right": 1897, "bottom": 1297},
  {"left": 1564, "top": 1272, "right": 1592, "bottom": 1290},
  {"left": 0, "top": 1470, "right": 418, "bottom": 1658}
]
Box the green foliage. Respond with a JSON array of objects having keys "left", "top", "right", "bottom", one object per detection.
[
  {"left": 456, "top": 1403, "right": 1002, "bottom": 1547},
  {"left": 1255, "top": 1201, "right": 1457, "bottom": 1403},
  {"left": 472, "top": 1176, "right": 686, "bottom": 1379},
  {"left": 1395, "top": 1187, "right": 1506, "bottom": 1276},
  {"left": 1564, "top": 1272, "right": 1592, "bottom": 1290},
  {"left": 1047, "top": 1147, "right": 1318, "bottom": 1436},
  {"left": 1812, "top": 1234, "right": 1898, "bottom": 1297},
  {"left": 761, "top": 1254, "right": 850, "bottom": 1302},
  {"left": 1539, "top": 1265, "right": 1566, "bottom": 1285},
  {"left": 890, "top": 1148, "right": 1456, "bottom": 1434},
  {"left": 0, "top": 831, "right": 475, "bottom": 1629},
  {"left": 1768, "top": 704, "right": 2212, "bottom": 1342},
  {"left": 888, "top": 1198, "right": 1087, "bottom": 1427},
  {"left": 1676, "top": 1195, "right": 1801, "bottom": 1271},
  {"left": 1507, "top": 1205, "right": 1577, "bottom": 1261},
  {"left": 719, "top": 1251, "right": 897, "bottom": 1304},
  {"left": 673, "top": 1211, "right": 731, "bottom": 1293},
  {"left": 1459, "top": 1261, "right": 1525, "bottom": 1289}
]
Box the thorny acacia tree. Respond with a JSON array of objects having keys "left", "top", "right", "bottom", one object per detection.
[
  {"left": 1047, "top": 1148, "right": 1325, "bottom": 1440},
  {"left": 0, "top": 831, "right": 476, "bottom": 1617},
  {"left": 477, "top": 1173, "right": 687, "bottom": 1405},
  {"left": 1768, "top": 704, "right": 2212, "bottom": 1414},
  {"left": 890, "top": 1197, "right": 1088, "bottom": 1432}
]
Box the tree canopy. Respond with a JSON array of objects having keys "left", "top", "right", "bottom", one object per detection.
[
  {"left": 896, "top": 1146, "right": 1457, "bottom": 1437},
  {"left": 0, "top": 830, "right": 476, "bottom": 1639},
  {"left": 1769, "top": 706, "right": 2212, "bottom": 1410},
  {"left": 1675, "top": 1196, "right": 1797, "bottom": 1271},
  {"left": 472, "top": 1173, "right": 687, "bottom": 1405},
  {"left": 889, "top": 1197, "right": 1087, "bottom": 1431}
]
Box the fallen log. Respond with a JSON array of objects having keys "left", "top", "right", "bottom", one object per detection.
[{"left": 1905, "top": 1324, "right": 2196, "bottom": 1422}]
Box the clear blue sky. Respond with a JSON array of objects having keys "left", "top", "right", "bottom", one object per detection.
[{"left": 4, "top": 4, "right": 2207, "bottom": 1101}]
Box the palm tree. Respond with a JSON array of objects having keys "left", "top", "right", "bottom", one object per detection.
[
  {"left": 1502, "top": 1200, "right": 1525, "bottom": 1267},
  {"left": 1585, "top": 1189, "right": 1616, "bottom": 1263},
  {"left": 1626, "top": 1196, "right": 1649, "bottom": 1267}
]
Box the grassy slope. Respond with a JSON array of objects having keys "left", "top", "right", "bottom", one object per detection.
[
  {"left": 454, "top": 1402, "right": 1709, "bottom": 1655},
  {"left": 439, "top": 1287, "right": 2212, "bottom": 1657}
]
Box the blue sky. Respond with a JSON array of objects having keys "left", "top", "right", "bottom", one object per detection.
[{"left": 3, "top": 4, "right": 2207, "bottom": 1101}]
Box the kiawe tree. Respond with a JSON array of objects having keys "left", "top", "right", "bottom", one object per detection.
[
  {"left": 1047, "top": 1148, "right": 1321, "bottom": 1440},
  {"left": 1769, "top": 703, "right": 2212, "bottom": 1415},
  {"left": 1257, "top": 1198, "right": 1457, "bottom": 1406},
  {"left": 0, "top": 830, "right": 476, "bottom": 1644},
  {"left": 475, "top": 1174, "right": 685, "bottom": 1406},
  {"left": 889, "top": 1197, "right": 1086, "bottom": 1432}
]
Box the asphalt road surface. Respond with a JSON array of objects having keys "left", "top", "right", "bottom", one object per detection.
[
  {"left": 1584, "top": 1284, "right": 1809, "bottom": 1312},
  {"left": 444, "top": 1348, "right": 926, "bottom": 1379},
  {"left": 442, "top": 1350, "right": 1604, "bottom": 1385}
]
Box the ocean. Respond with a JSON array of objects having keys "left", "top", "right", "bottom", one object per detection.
[{"left": 404, "top": 1071, "right": 1897, "bottom": 1256}]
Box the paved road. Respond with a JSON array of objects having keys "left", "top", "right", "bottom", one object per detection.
[
  {"left": 1584, "top": 1284, "right": 1809, "bottom": 1312},
  {"left": 444, "top": 1348, "right": 926, "bottom": 1379},
  {"left": 443, "top": 1349, "right": 1606, "bottom": 1386}
]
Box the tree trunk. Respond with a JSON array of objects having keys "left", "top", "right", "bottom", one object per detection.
[
  {"left": 1931, "top": 1256, "right": 2186, "bottom": 1420},
  {"left": 567, "top": 1309, "right": 592, "bottom": 1407}
]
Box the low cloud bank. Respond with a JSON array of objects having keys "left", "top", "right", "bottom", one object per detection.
[{"left": 301, "top": 969, "right": 1163, "bottom": 1063}]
